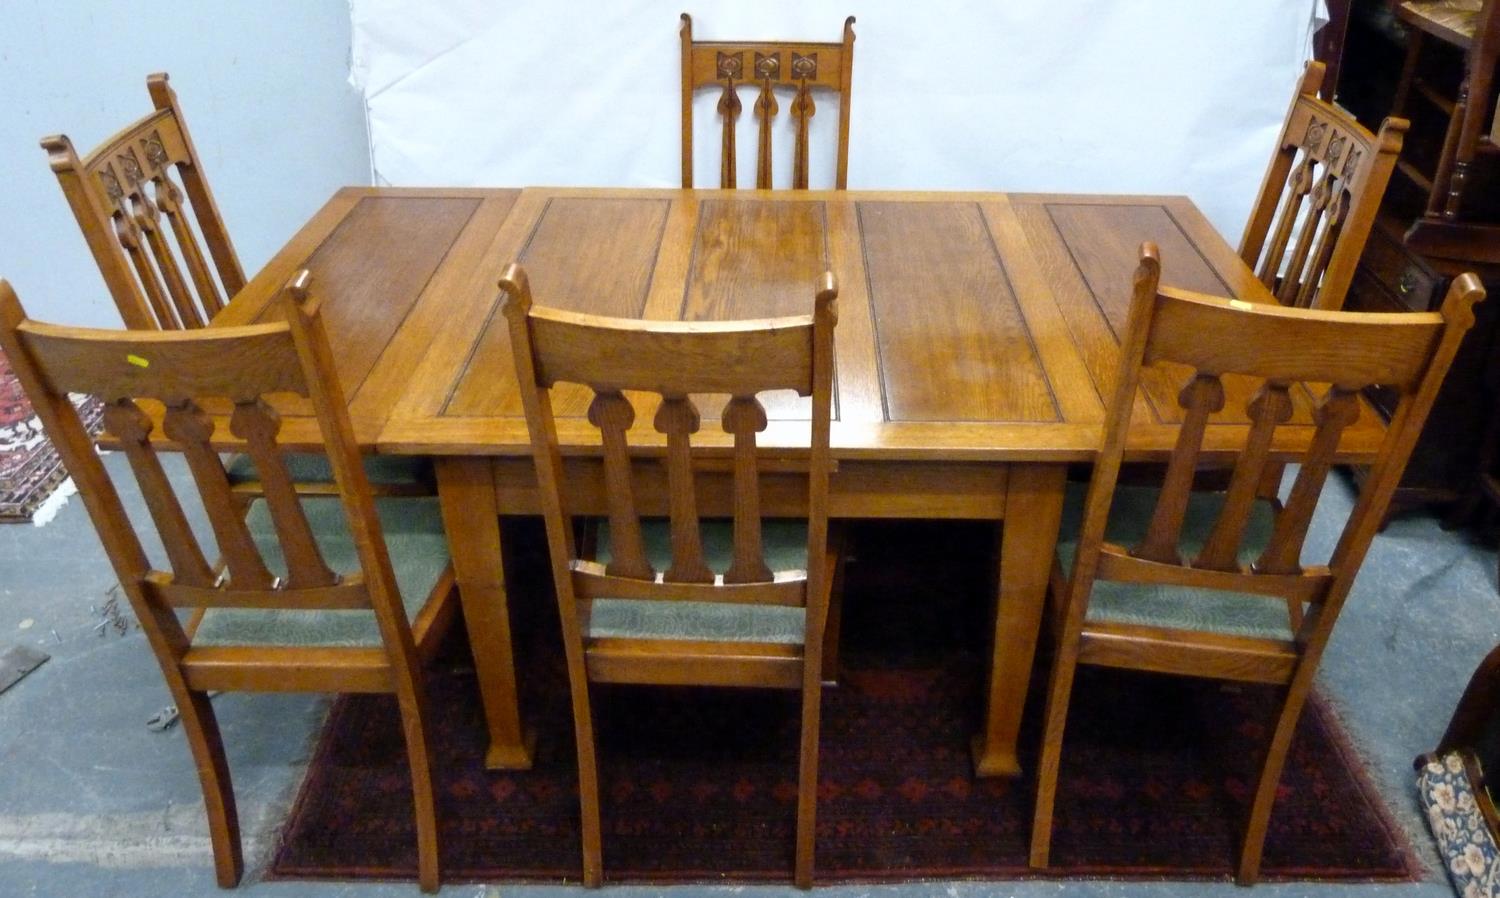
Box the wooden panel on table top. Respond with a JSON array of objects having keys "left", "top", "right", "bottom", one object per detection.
[
  {"left": 443, "top": 197, "right": 672, "bottom": 420},
  {"left": 681, "top": 199, "right": 829, "bottom": 319},
  {"left": 253, "top": 196, "right": 479, "bottom": 399},
  {"left": 678, "top": 199, "right": 831, "bottom": 421},
  {"left": 1035, "top": 201, "right": 1314, "bottom": 427},
  {"left": 348, "top": 192, "right": 520, "bottom": 428},
  {"left": 858, "top": 201, "right": 1058, "bottom": 424}
]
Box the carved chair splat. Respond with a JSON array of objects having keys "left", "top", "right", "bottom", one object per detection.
[
  {"left": 1240, "top": 61, "right": 1408, "bottom": 310},
  {"left": 42, "top": 73, "right": 243, "bottom": 330},
  {"left": 680, "top": 13, "right": 855, "bottom": 189}
]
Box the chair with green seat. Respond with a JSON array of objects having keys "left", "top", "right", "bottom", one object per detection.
[
  {"left": 0, "top": 270, "right": 455, "bottom": 892},
  {"left": 500, "top": 261, "right": 841, "bottom": 889},
  {"left": 1029, "top": 244, "right": 1485, "bottom": 884},
  {"left": 42, "top": 71, "right": 432, "bottom": 497}
]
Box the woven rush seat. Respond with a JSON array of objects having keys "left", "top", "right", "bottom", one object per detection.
[{"left": 1401, "top": 0, "right": 1485, "bottom": 44}]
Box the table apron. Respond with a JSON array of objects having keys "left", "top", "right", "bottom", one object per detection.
[{"left": 488, "top": 456, "right": 1012, "bottom": 520}]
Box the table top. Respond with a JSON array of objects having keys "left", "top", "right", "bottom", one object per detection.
[{"left": 214, "top": 186, "right": 1387, "bottom": 462}]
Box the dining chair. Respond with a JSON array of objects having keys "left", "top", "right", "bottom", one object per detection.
[
  {"left": 42, "top": 72, "right": 241, "bottom": 332},
  {"left": 1240, "top": 60, "right": 1409, "bottom": 310},
  {"left": 680, "top": 13, "right": 855, "bottom": 189},
  {"left": 501, "top": 262, "right": 839, "bottom": 888},
  {"left": 0, "top": 271, "right": 455, "bottom": 893},
  {"left": 1391, "top": 0, "right": 1500, "bottom": 230},
  {"left": 41, "top": 72, "right": 433, "bottom": 499},
  {"left": 1029, "top": 243, "right": 1484, "bottom": 883}
]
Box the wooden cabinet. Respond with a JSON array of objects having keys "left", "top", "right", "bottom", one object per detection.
[
  {"left": 1343, "top": 219, "right": 1499, "bottom": 514},
  {"left": 1336, "top": 0, "right": 1500, "bottom": 518}
]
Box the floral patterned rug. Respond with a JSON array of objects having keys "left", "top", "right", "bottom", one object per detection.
[{"left": 0, "top": 347, "right": 101, "bottom": 522}]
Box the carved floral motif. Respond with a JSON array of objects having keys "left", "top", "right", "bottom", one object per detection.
[
  {"left": 716, "top": 51, "right": 743, "bottom": 79},
  {"left": 117, "top": 148, "right": 146, "bottom": 185},
  {"left": 791, "top": 52, "right": 818, "bottom": 80},
  {"left": 1303, "top": 119, "right": 1328, "bottom": 151},
  {"left": 98, "top": 166, "right": 124, "bottom": 203},
  {"left": 1325, "top": 132, "right": 1346, "bottom": 167},
  {"left": 1342, "top": 147, "right": 1363, "bottom": 178},
  {"left": 755, "top": 52, "right": 780, "bottom": 79},
  {"left": 142, "top": 131, "right": 169, "bottom": 169}
]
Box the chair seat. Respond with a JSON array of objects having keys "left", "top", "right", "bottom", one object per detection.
[
  {"left": 588, "top": 519, "right": 808, "bottom": 644},
  {"left": 1400, "top": 0, "right": 1483, "bottom": 44},
  {"left": 1056, "top": 482, "right": 1294, "bottom": 641},
  {"left": 194, "top": 497, "right": 449, "bottom": 648},
  {"left": 224, "top": 452, "right": 431, "bottom": 488}
]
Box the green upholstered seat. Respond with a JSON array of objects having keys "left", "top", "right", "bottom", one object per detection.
[
  {"left": 588, "top": 519, "right": 809, "bottom": 644},
  {"left": 224, "top": 452, "right": 431, "bottom": 488},
  {"left": 193, "top": 496, "right": 449, "bottom": 648},
  {"left": 1056, "top": 482, "right": 1294, "bottom": 641}
]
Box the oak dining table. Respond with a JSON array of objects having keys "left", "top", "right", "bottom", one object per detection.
[{"left": 206, "top": 185, "right": 1387, "bottom": 777}]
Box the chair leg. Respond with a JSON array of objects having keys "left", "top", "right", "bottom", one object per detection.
[
  {"left": 1235, "top": 681, "right": 1315, "bottom": 884},
  {"left": 571, "top": 681, "right": 604, "bottom": 887},
  {"left": 1391, "top": 28, "right": 1423, "bottom": 118},
  {"left": 392, "top": 682, "right": 442, "bottom": 892},
  {"left": 794, "top": 665, "right": 823, "bottom": 889},
  {"left": 820, "top": 530, "right": 848, "bottom": 683},
  {"left": 1029, "top": 635, "right": 1083, "bottom": 869},
  {"left": 174, "top": 688, "right": 243, "bottom": 887}
]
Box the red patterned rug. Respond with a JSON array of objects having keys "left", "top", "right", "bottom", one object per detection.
[
  {"left": 0, "top": 347, "right": 102, "bottom": 522},
  {"left": 270, "top": 520, "right": 1419, "bottom": 885}
]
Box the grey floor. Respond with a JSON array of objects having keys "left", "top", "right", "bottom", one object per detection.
[{"left": 1, "top": 453, "right": 1496, "bottom": 898}]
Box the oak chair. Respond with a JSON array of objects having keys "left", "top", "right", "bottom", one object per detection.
[
  {"left": 42, "top": 73, "right": 242, "bottom": 331},
  {"left": 1240, "top": 60, "right": 1409, "bottom": 310},
  {"left": 1029, "top": 244, "right": 1484, "bottom": 883},
  {"left": 680, "top": 13, "right": 855, "bottom": 189},
  {"left": 0, "top": 272, "right": 456, "bottom": 892},
  {"left": 41, "top": 73, "right": 433, "bottom": 499},
  {"left": 501, "top": 262, "right": 838, "bottom": 888}
]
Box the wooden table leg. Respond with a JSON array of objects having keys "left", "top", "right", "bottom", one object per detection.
[
  {"left": 972, "top": 462, "right": 1067, "bottom": 777},
  {"left": 436, "top": 456, "right": 536, "bottom": 769}
]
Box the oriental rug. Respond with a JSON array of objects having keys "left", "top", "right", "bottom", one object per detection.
[
  {"left": 271, "top": 520, "right": 1418, "bottom": 884},
  {"left": 0, "top": 347, "right": 101, "bottom": 522}
]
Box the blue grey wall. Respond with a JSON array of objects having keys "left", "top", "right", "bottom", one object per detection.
[{"left": 0, "top": 1, "right": 369, "bottom": 326}]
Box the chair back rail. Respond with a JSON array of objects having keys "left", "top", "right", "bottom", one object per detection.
[
  {"left": 1239, "top": 61, "right": 1408, "bottom": 311},
  {"left": 42, "top": 73, "right": 244, "bottom": 330},
  {"left": 680, "top": 14, "right": 855, "bottom": 189},
  {"left": 502, "top": 262, "right": 837, "bottom": 619},
  {"left": 1076, "top": 244, "right": 1483, "bottom": 643}
]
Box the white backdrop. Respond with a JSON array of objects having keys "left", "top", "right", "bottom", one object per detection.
[{"left": 349, "top": 1, "right": 1326, "bottom": 241}]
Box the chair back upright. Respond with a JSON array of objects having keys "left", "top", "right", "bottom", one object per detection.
[
  {"left": 1074, "top": 244, "right": 1484, "bottom": 663},
  {"left": 0, "top": 274, "right": 417, "bottom": 669},
  {"left": 680, "top": 14, "right": 855, "bottom": 190},
  {"left": 501, "top": 262, "right": 838, "bottom": 664},
  {"left": 1240, "top": 60, "right": 1408, "bottom": 311},
  {"left": 42, "top": 73, "right": 244, "bottom": 330}
]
